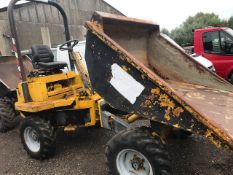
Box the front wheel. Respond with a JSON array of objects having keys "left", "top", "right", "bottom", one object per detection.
[
  {"left": 20, "top": 117, "right": 56, "bottom": 159},
  {"left": 106, "top": 127, "right": 172, "bottom": 175}
]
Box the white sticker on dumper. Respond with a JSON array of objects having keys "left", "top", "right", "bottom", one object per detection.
[{"left": 110, "top": 63, "right": 145, "bottom": 104}]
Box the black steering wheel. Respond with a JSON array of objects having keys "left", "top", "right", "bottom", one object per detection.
[{"left": 59, "top": 39, "right": 79, "bottom": 51}]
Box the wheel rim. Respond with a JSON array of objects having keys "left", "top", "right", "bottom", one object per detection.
[
  {"left": 24, "top": 126, "right": 40, "bottom": 152},
  {"left": 116, "top": 149, "right": 153, "bottom": 175}
]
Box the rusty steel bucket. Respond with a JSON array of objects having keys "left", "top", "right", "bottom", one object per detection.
[
  {"left": 85, "top": 12, "right": 233, "bottom": 149},
  {"left": 0, "top": 55, "right": 32, "bottom": 97}
]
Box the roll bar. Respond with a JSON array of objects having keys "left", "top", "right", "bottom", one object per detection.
[{"left": 8, "top": 0, "right": 75, "bottom": 82}]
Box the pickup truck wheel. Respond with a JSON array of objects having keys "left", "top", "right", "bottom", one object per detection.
[
  {"left": 229, "top": 73, "right": 233, "bottom": 84},
  {"left": 106, "top": 127, "right": 172, "bottom": 175},
  {"left": 0, "top": 97, "right": 20, "bottom": 133},
  {"left": 20, "top": 117, "right": 56, "bottom": 159}
]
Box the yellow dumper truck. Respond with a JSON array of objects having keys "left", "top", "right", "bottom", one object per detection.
[{"left": 7, "top": 0, "right": 233, "bottom": 174}]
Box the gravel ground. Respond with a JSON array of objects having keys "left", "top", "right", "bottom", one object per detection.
[{"left": 0, "top": 127, "right": 233, "bottom": 175}]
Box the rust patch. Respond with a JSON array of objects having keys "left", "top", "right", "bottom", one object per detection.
[
  {"left": 159, "top": 94, "right": 175, "bottom": 109},
  {"left": 173, "top": 107, "right": 184, "bottom": 117},
  {"left": 158, "top": 94, "right": 179, "bottom": 122},
  {"left": 204, "top": 130, "right": 222, "bottom": 148},
  {"left": 90, "top": 19, "right": 103, "bottom": 32},
  {"left": 151, "top": 88, "right": 160, "bottom": 95},
  {"left": 140, "top": 88, "right": 161, "bottom": 108},
  {"left": 164, "top": 109, "right": 171, "bottom": 121}
]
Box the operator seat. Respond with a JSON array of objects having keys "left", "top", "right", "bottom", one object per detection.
[{"left": 31, "top": 45, "right": 67, "bottom": 70}]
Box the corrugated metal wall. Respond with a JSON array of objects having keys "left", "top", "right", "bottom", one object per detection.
[{"left": 0, "top": 0, "right": 122, "bottom": 55}]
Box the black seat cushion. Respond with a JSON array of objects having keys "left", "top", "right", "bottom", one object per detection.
[
  {"left": 37, "top": 62, "right": 68, "bottom": 70},
  {"left": 32, "top": 45, "right": 54, "bottom": 63},
  {"left": 31, "top": 45, "right": 67, "bottom": 70}
]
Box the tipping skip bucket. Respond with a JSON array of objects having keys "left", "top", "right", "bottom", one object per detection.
[{"left": 85, "top": 12, "right": 233, "bottom": 149}]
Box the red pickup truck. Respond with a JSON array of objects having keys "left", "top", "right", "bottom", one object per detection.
[{"left": 194, "top": 27, "right": 233, "bottom": 83}]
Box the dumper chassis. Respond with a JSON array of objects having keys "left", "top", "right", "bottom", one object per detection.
[{"left": 8, "top": 0, "right": 106, "bottom": 160}]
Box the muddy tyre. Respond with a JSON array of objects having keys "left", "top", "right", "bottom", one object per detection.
[
  {"left": 20, "top": 117, "right": 56, "bottom": 159},
  {"left": 0, "top": 97, "right": 19, "bottom": 133},
  {"left": 106, "top": 127, "right": 172, "bottom": 175}
]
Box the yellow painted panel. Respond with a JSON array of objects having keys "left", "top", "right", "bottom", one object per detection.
[{"left": 15, "top": 97, "right": 75, "bottom": 112}]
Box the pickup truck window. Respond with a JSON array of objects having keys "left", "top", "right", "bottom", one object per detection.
[
  {"left": 203, "top": 31, "right": 221, "bottom": 54},
  {"left": 220, "top": 31, "right": 233, "bottom": 55},
  {"left": 203, "top": 30, "right": 233, "bottom": 55}
]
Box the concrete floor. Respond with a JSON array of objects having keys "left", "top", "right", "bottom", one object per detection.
[{"left": 0, "top": 127, "right": 233, "bottom": 175}]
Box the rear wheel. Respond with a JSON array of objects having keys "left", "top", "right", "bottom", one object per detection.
[
  {"left": 229, "top": 72, "right": 233, "bottom": 84},
  {"left": 20, "top": 117, "right": 56, "bottom": 159},
  {"left": 106, "top": 127, "right": 172, "bottom": 175},
  {"left": 0, "top": 97, "right": 19, "bottom": 133}
]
